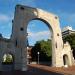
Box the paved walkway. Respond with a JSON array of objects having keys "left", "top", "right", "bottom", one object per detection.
[
  {"left": 0, "top": 65, "right": 62, "bottom": 75},
  {"left": 29, "top": 64, "right": 75, "bottom": 75},
  {"left": 0, "top": 64, "right": 75, "bottom": 75},
  {"left": 0, "top": 69, "right": 62, "bottom": 75}
]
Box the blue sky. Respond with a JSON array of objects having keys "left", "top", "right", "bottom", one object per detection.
[{"left": 0, "top": 0, "right": 75, "bottom": 45}]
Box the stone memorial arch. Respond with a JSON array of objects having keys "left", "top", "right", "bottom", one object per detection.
[{"left": 0, "top": 5, "right": 74, "bottom": 71}]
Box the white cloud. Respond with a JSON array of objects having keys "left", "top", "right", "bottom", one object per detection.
[
  {"left": 27, "top": 30, "right": 51, "bottom": 45},
  {"left": 0, "top": 13, "right": 12, "bottom": 22},
  {"left": 4, "top": 36, "right": 10, "bottom": 39},
  {"left": 28, "top": 30, "right": 51, "bottom": 41}
]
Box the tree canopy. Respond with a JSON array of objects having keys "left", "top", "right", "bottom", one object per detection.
[
  {"left": 2, "top": 54, "right": 13, "bottom": 64},
  {"left": 31, "top": 39, "right": 52, "bottom": 61}
]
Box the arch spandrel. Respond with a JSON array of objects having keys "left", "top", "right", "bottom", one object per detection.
[
  {"left": 35, "top": 9, "right": 61, "bottom": 37},
  {"left": 14, "top": 5, "right": 62, "bottom": 37}
]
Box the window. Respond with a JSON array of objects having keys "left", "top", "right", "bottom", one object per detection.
[
  {"left": 20, "top": 27, "right": 24, "bottom": 31},
  {"left": 56, "top": 42, "right": 57, "bottom": 48},
  {"left": 57, "top": 33, "right": 59, "bottom": 36},
  {"left": 55, "top": 16, "right": 58, "bottom": 19},
  {"left": 15, "top": 40, "right": 17, "bottom": 47}
]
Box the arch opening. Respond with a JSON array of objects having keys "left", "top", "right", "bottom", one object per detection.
[
  {"left": 2, "top": 53, "right": 14, "bottom": 65},
  {"left": 27, "top": 18, "right": 53, "bottom": 46},
  {"left": 27, "top": 18, "right": 53, "bottom": 66},
  {"left": 63, "top": 54, "right": 69, "bottom": 66}
]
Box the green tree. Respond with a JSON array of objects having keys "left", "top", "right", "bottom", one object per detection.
[
  {"left": 5, "top": 54, "right": 13, "bottom": 63},
  {"left": 63, "top": 33, "right": 75, "bottom": 58},
  {"left": 31, "top": 39, "right": 52, "bottom": 61},
  {"left": 3, "top": 54, "right": 13, "bottom": 64}
]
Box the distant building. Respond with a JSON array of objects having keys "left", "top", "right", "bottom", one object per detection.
[
  {"left": 62, "top": 26, "right": 75, "bottom": 38},
  {"left": 27, "top": 46, "right": 33, "bottom": 64},
  {"left": 0, "top": 33, "right": 2, "bottom": 38},
  {"left": 27, "top": 37, "right": 33, "bottom": 64}
]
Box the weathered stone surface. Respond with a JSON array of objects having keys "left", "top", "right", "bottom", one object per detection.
[{"left": 0, "top": 4, "right": 74, "bottom": 71}]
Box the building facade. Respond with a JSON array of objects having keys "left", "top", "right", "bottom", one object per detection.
[
  {"left": 27, "top": 46, "right": 33, "bottom": 64},
  {"left": 62, "top": 26, "right": 75, "bottom": 38}
]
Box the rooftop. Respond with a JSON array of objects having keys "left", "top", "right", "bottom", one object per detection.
[{"left": 62, "top": 26, "right": 75, "bottom": 32}]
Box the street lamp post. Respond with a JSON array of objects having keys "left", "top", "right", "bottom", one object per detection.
[{"left": 37, "top": 52, "right": 40, "bottom": 64}]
